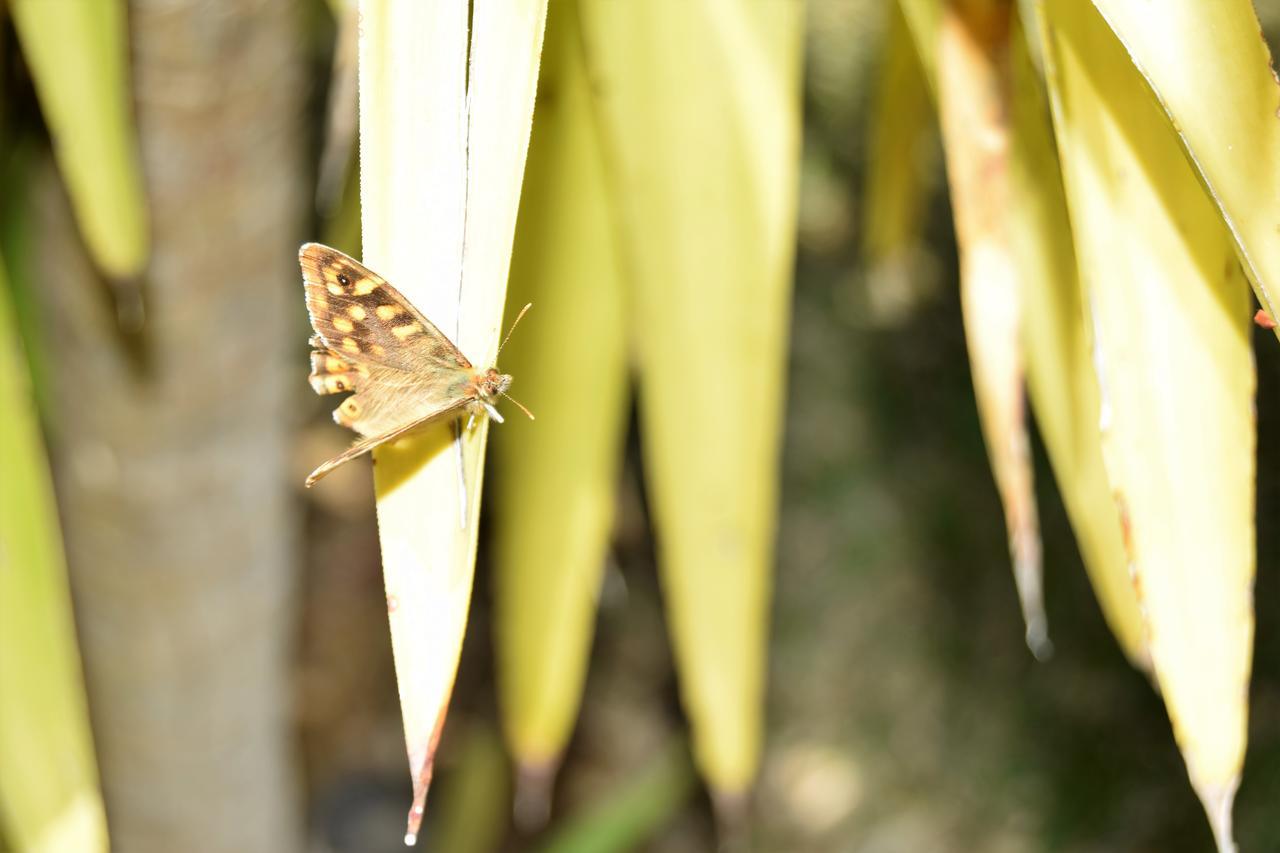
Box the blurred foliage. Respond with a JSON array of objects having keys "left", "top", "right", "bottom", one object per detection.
[
  {"left": 8, "top": 0, "right": 148, "bottom": 284},
  {"left": 491, "top": 0, "right": 803, "bottom": 816},
  {"left": 0, "top": 256, "right": 107, "bottom": 852},
  {"left": 493, "top": 0, "right": 630, "bottom": 801}
]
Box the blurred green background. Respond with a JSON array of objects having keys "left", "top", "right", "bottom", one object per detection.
[{"left": 4, "top": 1, "right": 1280, "bottom": 852}]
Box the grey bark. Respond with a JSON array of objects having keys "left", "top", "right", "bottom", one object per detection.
[{"left": 34, "top": 1, "right": 306, "bottom": 850}]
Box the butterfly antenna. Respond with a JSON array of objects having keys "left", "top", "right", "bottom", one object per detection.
[
  {"left": 497, "top": 303, "right": 533, "bottom": 358},
  {"left": 501, "top": 391, "right": 535, "bottom": 421}
]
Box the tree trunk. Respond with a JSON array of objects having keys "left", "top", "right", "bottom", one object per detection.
[{"left": 33, "top": 1, "right": 306, "bottom": 850}]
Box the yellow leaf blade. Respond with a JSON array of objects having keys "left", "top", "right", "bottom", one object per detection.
[
  {"left": 492, "top": 0, "right": 629, "bottom": 813},
  {"left": 1007, "top": 10, "right": 1147, "bottom": 667},
  {"left": 579, "top": 0, "right": 803, "bottom": 796},
  {"left": 861, "top": 3, "right": 937, "bottom": 273},
  {"left": 1041, "top": 3, "right": 1255, "bottom": 848},
  {"left": 1089, "top": 0, "right": 1280, "bottom": 339},
  {"left": 357, "top": 0, "right": 547, "bottom": 840}
]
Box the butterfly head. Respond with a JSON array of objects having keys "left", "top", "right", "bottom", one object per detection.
[
  {"left": 477, "top": 367, "right": 513, "bottom": 400},
  {"left": 469, "top": 366, "right": 533, "bottom": 423}
]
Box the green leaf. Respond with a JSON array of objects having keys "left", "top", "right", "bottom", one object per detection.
[
  {"left": 10, "top": 0, "right": 149, "bottom": 279},
  {"left": 536, "top": 741, "right": 695, "bottom": 853},
  {"left": 0, "top": 256, "right": 108, "bottom": 853}
]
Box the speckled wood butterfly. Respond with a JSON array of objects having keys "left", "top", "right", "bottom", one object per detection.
[{"left": 300, "top": 242, "right": 531, "bottom": 487}]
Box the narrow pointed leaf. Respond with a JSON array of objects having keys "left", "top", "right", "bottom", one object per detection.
[
  {"left": 0, "top": 258, "right": 109, "bottom": 853},
  {"left": 897, "top": 0, "right": 942, "bottom": 87},
  {"left": 861, "top": 3, "right": 936, "bottom": 269},
  {"left": 493, "top": 0, "right": 628, "bottom": 818},
  {"left": 1040, "top": 3, "right": 1255, "bottom": 848},
  {"left": 901, "top": 0, "right": 1147, "bottom": 665},
  {"left": 1089, "top": 0, "right": 1280, "bottom": 338},
  {"left": 1006, "top": 11, "right": 1147, "bottom": 666},
  {"left": 10, "top": 0, "right": 148, "bottom": 279},
  {"left": 357, "top": 0, "right": 547, "bottom": 841},
  {"left": 934, "top": 0, "right": 1048, "bottom": 657},
  {"left": 578, "top": 0, "right": 804, "bottom": 798}
]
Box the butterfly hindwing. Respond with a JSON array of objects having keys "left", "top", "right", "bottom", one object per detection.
[
  {"left": 305, "top": 398, "right": 469, "bottom": 487},
  {"left": 326, "top": 360, "right": 473, "bottom": 436},
  {"left": 300, "top": 243, "right": 472, "bottom": 373},
  {"left": 309, "top": 348, "right": 367, "bottom": 395}
]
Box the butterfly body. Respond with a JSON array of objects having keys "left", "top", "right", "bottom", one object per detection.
[{"left": 299, "top": 243, "right": 523, "bottom": 487}]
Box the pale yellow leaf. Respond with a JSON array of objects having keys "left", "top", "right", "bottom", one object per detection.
[
  {"left": 1007, "top": 10, "right": 1147, "bottom": 667},
  {"left": 1040, "top": 3, "right": 1255, "bottom": 848},
  {"left": 357, "top": 0, "right": 547, "bottom": 841},
  {"left": 578, "top": 0, "right": 803, "bottom": 798},
  {"left": 1089, "top": 0, "right": 1280, "bottom": 336}
]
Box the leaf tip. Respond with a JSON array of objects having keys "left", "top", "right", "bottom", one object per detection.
[
  {"left": 1194, "top": 776, "right": 1239, "bottom": 853},
  {"left": 1024, "top": 617, "right": 1054, "bottom": 661},
  {"left": 404, "top": 702, "right": 448, "bottom": 848},
  {"left": 710, "top": 786, "right": 751, "bottom": 845},
  {"left": 404, "top": 786, "right": 428, "bottom": 847},
  {"left": 513, "top": 759, "right": 558, "bottom": 832}
]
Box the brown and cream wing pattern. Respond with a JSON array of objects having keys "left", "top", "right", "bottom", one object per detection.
[{"left": 299, "top": 242, "right": 472, "bottom": 373}]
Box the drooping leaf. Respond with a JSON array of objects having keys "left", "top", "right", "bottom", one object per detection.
[
  {"left": 9, "top": 0, "right": 148, "bottom": 281},
  {"left": 0, "top": 255, "right": 109, "bottom": 853},
  {"left": 356, "top": 0, "right": 548, "bottom": 841},
  {"left": 934, "top": 0, "right": 1048, "bottom": 657},
  {"left": 492, "top": 0, "right": 629, "bottom": 825},
  {"left": 1040, "top": 3, "right": 1255, "bottom": 848},
  {"left": 1006, "top": 9, "right": 1147, "bottom": 667},
  {"left": 1089, "top": 0, "right": 1280, "bottom": 338},
  {"left": 578, "top": 0, "right": 804, "bottom": 803},
  {"left": 861, "top": 2, "right": 936, "bottom": 271}
]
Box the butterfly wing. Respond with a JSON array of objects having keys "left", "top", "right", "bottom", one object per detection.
[
  {"left": 300, "top": 242, "right": 471, "bottom": 373},
  {"left": 304, "top": 398, "right": 469, "bottom": 487},
  {"left": 301, "top": 243, "right": 481, "bottom": 439}
]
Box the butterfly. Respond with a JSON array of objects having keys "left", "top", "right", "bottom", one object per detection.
[{"left": 300, "top": 242, "right": 531, "bottom": 487}]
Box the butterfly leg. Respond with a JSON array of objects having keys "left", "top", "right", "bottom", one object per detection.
[{"left": 454, "top": 419, "right": 468, "bottom": 530}]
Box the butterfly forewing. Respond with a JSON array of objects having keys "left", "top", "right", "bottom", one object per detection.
[
  {"left": 300, "top": 243, "right": 489, "bottom": 486},
  {"left": 300, "top": 242, "right": 472, "bottom": 373}
]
